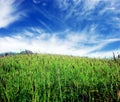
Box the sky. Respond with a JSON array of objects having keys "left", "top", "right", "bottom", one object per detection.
[{"left": 0, "top": 0, "right": 120, "bottom": 58}]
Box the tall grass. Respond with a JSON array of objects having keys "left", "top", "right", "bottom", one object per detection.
[{"left": 0, "top": 54, "right": 120, "bottom": 102}]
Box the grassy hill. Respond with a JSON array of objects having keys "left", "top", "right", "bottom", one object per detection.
[{"left": 0, "top": 54, "right": 120, "bottom": 102}]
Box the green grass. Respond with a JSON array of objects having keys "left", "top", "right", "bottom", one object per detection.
[{"left": 0, "top": 54, "right": 120, "bottom": 102}]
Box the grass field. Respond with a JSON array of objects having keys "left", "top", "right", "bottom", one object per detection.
[{"left": 0, "top": 54, "right": 120, "bottom": 102}]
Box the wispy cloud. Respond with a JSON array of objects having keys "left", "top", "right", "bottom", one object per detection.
[
  {"left": 0, "top": 0, "right": 119, "bottom": 58},
  {"left": 33, "top": 0, "right": 42, "bottom": 4},
  {"left": 0, "top": 28, "right": 119, "bottom": 58},
  {"left": 56, "top": 0, "right": 101, "bottom": 19},
  {"left": 87, "top": 50, "right": 120, "bottom": 58},
  {"left": 0, "top": 0, "right": 24, "bottom": 28},
  {"left": 56, "top": 0, "right": 120, "bottom": 22},
  {"left": 83, "top": 0, "right": 100, "bottom": 10}
]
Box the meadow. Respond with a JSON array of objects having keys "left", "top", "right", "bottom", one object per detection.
[{"left": 0, "top": 54, "right": 120, "bottom": 102}]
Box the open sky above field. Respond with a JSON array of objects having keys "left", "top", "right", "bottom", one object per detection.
[{"left": 0, "top": 0, "right": 120, "bottom": 58}]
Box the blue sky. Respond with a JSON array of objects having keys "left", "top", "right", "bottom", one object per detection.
[{"left": 0, "top": 0, "right": 120, "bottom": 58}]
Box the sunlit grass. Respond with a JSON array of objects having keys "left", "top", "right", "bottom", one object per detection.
[{"left": 0, "top": 54, "right": 120, "bottom": 102}]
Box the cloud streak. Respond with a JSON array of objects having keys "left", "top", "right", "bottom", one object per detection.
[
  {"left": 0, "top": 0, "right": 119, "bottom": 58},
  {"left": 56, "top": 0, "right": 120, "bottom": 31},
  {"left": 0, "top": 0, "right": 24, "bottom": 28},
  {"left": 0, "top": 28, "right": 119, "bottom": 58}
]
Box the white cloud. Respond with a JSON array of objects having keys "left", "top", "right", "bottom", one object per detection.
[
  {"left": 0, "top": 0, "right": 24, "bottom": 28},
  {"left": 86, "top": 38, "right": 120, "bottom": 53},
  {"left": 39, "top": 20, "right": 53, "bottom": 33},
  {"left": 83, "top": 0, "right": 100, "bottom": 10},
  {"left": 0, "top": 36, "right": 28, "bottom": 52},
  {"left": 0, "top": 28, "right": 120, "bottom": 58},
  {"left": 56, "top": 0, "right": 70, "bottom": 11},
  {"left": 56, "top": 0, "right": 120, "bottom": 22},
  {"left": 33, "top": 0, "right": 41, "bottom": 4},
  {"left": 23, "top": 30, "right": 34, "bottom": 37},
  {"left": 87, "top": 50, "right": 120, "bottom": 58}
]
